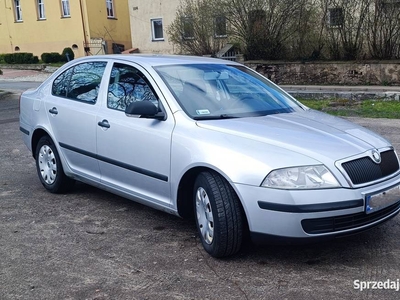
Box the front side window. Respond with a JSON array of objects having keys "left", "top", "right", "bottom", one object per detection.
[
  {"left": 61, "top": 0, "right": 70, "bottom": 17},
  {"left": 52, "top": 62, "right": 107, "bottom": 103},
  {"left": 106, "top": 0, "right": 115, "bottom": 18},
  {"left": 107, "top": 63, "right": 159, "bottom": 111},
  {"left": 14, "top": 0, "right": 22, "bottom": 22},
  {"left": 155, "top": 64, "right": 303, "bottom": 119},
  {"left": 37, "top": 0, "right": 46, "bottom": 20},
  {"left": 151, "top": 18, "right": 164, "bottom": 41}
]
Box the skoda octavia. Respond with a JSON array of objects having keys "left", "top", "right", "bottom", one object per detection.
[{"left": 20, "top": 55, "right": 400, "bottom": 257}]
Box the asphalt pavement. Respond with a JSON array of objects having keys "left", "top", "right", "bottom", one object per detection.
[
  {"left": 0, "top": 69, "right": 47, "bottom": 93},
  {"left": 1, "top": 89, "right": 400, "bottom": 299},
  {"left": 1, "top": 69, "right": 400, "bottom": 299}
]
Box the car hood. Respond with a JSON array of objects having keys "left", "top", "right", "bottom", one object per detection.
[{"left": 196, "top": 110, "right": 390, "bottom": 163}]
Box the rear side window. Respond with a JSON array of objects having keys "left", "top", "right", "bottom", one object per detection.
[{"left": 52, "top": 62, "right": 107, "bottom": 103}]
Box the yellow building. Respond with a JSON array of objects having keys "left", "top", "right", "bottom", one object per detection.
[{"left": 0, "top": 0, "right": 132, "bottom": 58}]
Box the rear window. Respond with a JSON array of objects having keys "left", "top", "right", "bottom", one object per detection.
[{"left": 52, "top": 62, "right": 107, "bottom": 103}]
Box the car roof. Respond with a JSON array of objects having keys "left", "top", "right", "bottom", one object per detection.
[{"left": 73, "top": 54, "right": 242, "bottom": 67}]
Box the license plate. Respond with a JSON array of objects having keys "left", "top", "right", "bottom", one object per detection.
[{"left": 365, "top": 185, "right": 400, "bottom": 214}]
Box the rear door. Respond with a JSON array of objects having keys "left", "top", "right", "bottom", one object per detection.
[{"left": 44, "top": 60, "right": 108, "bottom": 180}]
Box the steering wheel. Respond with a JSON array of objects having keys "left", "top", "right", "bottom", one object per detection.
[{"left": 228, "top": 96, "right": 254, "bottom": 109}]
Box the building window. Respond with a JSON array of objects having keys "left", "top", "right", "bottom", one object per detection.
[
  {"left": 328, "top": 7, "right": 344, "bottom": 27},
  {"left": 380, "top": 0, "right": 400, "bottom": 11},
  {"left": 151, "top": 18, "right": 164, "bottom": 41},
  {"left": 37, "top": 0, "right": 46, "bottom": 20},
  {"left": 61, "top": 0, "right": 70, "bottom": 17},
  {"left": 106, "top": 0, "right": 115, "bottom": 18},
  {"left": 182, "top": 17, "right": 194, "bottom": 40},
  {"left": 215, "top": 16, "right": 227, "bottom": 38},
  {"left": 112, "top": 43, "right": 125, "bottom": 54},
  {"left": 14, "top": 0, "right": 22, "bottom": 22}
]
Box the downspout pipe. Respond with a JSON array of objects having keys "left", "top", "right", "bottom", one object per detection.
[{"left": 79, "top": 0, "right": 89, "bottom": 55}]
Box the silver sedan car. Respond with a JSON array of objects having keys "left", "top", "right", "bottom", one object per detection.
[{"left": 20, "top": 55, "right": 400, "bottom": 257}]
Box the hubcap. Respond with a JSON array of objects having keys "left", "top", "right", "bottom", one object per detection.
[
  {"left": 195, "top": 187, "right": 214, "bottom": 245},
  {"left": 38, "top": 145, "right": 57, "bottom": 185}
]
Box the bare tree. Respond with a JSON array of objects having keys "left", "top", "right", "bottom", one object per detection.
[
  {"left": 367, "top": 0, "right": 400, "bottom": 59},
  {"left": 321, "top": 0, "right": 372, "bottom": 60},
  {"left": 167, "top": 0, "right": 227, "bottom": 56},
  {"left": 167, "top": 0, "right": 400, "bottom": 61},
  {"left": 288, "top": 0, "right": 327, "bottom": 60},
  {"left": 220, "top": 0, "right": 306, "bottom": 60}
]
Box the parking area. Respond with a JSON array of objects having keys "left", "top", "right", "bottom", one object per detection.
[{"left": 1, "top": 92, "right": 400, "bottom": 299}]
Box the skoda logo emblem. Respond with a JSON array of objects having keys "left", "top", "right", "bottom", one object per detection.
[{"left": 371, "top": 150, "right": 381, "bottom": 164}]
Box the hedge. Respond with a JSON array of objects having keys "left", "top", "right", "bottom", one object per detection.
[{"left": 3, "top": 52, "right": 39, "bottom": 64}]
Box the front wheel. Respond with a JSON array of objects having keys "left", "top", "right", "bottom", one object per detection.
[
  {"left": 194, "top": 171, "right": 243, "bottom": 258},
  {"left": 35, "top": 136, "right": 74, "bottom": 193}
]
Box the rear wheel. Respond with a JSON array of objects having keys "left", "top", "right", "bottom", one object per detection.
[
  {"left": 35, "top": 136, "right": 74, "bottom": 193},
  {"left": 194, "top": 171, "right": 243, "bottom": 258}
]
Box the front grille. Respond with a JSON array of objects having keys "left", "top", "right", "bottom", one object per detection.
[
  {"left": 302, "top": 202, "right": 400, "bottom": 234},
  {"left": 342, "top": 150, "right": 399, "bottom": 185}
]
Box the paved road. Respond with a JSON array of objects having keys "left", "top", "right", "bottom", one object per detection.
[
  {"left": 1, "top": 92, "right": 400, "bottom": 299},
  {"left": 0, "top": 68, "right": 47, "bottom": 93},
  {"left": 0, "top": 81, "right": 42, "bottom": 92},
  {"left": 2, "top": 67, "right": 400, "bottom": 99},
  {"left": 0, "top": 73, "right": 42, "bottom": 93}
]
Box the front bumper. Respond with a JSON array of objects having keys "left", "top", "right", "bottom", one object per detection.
[{"left": 234, "top": 173, "right": 400, "bottom": 241}]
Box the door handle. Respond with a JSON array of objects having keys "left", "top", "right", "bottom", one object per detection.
[
  {"left": 97, "top": 119, "right": 110, "bottom": 129},
  {"left": 48, "top": 107, "right": 58, "bottom": 115}
]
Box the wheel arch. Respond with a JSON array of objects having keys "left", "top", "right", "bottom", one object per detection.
[
  {"left": 176, "top": 166, "right": 249, "bottom": 228},
  {"left": 31, "top": 128, "right": 52, "bottom": 159}
]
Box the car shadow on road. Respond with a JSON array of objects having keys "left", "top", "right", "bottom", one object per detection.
[{"left": 64, "top": 181, "right": 399, "bottom": 267}]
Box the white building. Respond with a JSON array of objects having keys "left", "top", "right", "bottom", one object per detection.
[{"left": 128, "top": 0, "right": 181, "bottom": 54}]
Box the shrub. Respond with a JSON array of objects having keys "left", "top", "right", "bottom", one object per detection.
[
  {"left": 41, "top": 53, "right": 51, "bottom": 63},
  {"left": 3, "top": 52, "right": 38, "bottom": 64},
  {"left": 61, "top": 47, "right": 74, "bottom": 61},
  {"left": 41, "top": 52, "right": 63, "bottom": 63},
  {"left": 50, "top": 52, "right": 63, "bottom": 62}
]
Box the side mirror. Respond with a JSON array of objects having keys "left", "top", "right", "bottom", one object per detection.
[{"left": 125, "top": 101, "right": 166, "bottom": 120}]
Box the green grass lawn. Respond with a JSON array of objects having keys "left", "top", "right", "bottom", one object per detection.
[{"left": 298, "top": 99, "right": 400, "bottom": 119}]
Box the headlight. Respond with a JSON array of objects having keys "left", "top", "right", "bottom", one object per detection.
[{"left": 261, "top": 165, "right": 340, "bottom": 189}]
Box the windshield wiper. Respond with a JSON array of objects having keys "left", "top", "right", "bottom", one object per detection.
[{"left": 193, "top": 114, "right": 239, "bottom": 120}]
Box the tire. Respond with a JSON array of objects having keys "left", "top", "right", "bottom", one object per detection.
[
  {"left": 193, "top": 171, "right": 243, "bottom": 258},
  {"left": 35, "top": 136, "right": 74, "bottom": 193}
]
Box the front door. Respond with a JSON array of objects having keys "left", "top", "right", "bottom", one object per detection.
[{"left": 96, "top": 62, "right": 174, "bottom": 206}]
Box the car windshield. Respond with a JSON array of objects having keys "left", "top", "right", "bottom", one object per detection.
[{"left": 154, "top": 64, "right": 305, "bottom": 119}]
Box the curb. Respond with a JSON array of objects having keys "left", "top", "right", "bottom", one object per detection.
[{"left": 286, "top": 91, "right": 400, "bottom": 100}]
